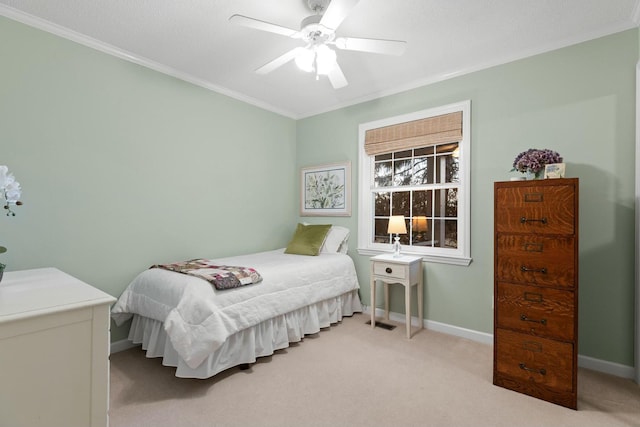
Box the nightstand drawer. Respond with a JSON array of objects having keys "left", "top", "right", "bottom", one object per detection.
[{"left": 373, "top": 262, "right": 406, "bottom": 280}]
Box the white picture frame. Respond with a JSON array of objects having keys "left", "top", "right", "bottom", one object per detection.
[
  {"left": 544, "top": 163, "right": 566, "bottom": 179},
  {"left": 300, "top": 161, "right": 351, "bottom": 217}
]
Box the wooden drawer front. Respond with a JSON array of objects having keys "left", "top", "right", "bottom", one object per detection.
[
  {"left": 495, "top": 329, "right": 574, "bottom": 392},
  {"left": 495, "top": 235, "right": 575, "bottom": 288},
  {"left": 495, "top": 185, "right": 575, "bottom": 234},
  {"left": 373, "top": 262, "right": 406, "bottom": 280},
  {"left": 496, "top": 282, "right": 575, "bottom": 340}
]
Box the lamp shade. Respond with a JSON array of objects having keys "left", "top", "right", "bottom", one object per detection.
[
  {"left": 387, "top": 215, "right": 407, "bottom": 234},
  {"left": 412, "top": 216, "right": 428, "bottom": 232}
]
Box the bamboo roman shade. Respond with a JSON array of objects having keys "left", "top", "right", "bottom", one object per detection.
[{"left": 364, "top": 111, "right": 462, "bottom": 156}]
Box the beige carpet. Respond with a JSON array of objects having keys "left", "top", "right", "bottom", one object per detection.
[{"left": 109, "top": 314, "right": 640, "bottom": 427}]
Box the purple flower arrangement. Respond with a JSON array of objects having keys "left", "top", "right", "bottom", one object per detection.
[{"left": 512, "top": 149, "right": 563, "bottom": 176}]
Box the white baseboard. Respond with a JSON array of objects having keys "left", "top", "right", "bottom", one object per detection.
[
  {"left": 577, "top": 354, "right": 635, "bottom": 379},
  {"left": 363, "top": 305, "right": 635, "bottom": 380},
  {"left": 365, "top": 306, "right": 493, "bottom": 344}
]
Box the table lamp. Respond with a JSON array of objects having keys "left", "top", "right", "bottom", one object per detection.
[{"left": 387, "top": 215, "right": 407, "bottom": 258}]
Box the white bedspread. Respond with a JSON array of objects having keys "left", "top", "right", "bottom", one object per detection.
[{"left": 111, "top": 249, "right": 360, "bottom": 369}]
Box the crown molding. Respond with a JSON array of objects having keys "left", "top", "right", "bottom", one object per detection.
[
  {"left": 632, "top": 0, "right": 640, "bottom": 25},
  {"left": 298, "top": 19, "right": 640, "bottom": 119},
  {"left": 2, "top": 3, "right": 638, "bottom": 121},
  {"left": 0, "top": 4, "right": 297, "bottom": 119}
]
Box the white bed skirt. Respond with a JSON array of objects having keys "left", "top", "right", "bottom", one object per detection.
[{"left": 127, "top": 289, "right": 362, "bottom": 379}]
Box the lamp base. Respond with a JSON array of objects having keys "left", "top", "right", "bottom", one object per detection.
[{"left": 392, "top": 236, "right": 402, "bottom": 258}]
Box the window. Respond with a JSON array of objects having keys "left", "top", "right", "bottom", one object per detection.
[{"left": 357, "top": 101, "right": 471, "bottom": 265}]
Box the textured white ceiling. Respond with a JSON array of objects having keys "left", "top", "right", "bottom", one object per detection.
[{"left": 1, "top": 0, "right": 639, "bottom": 118}]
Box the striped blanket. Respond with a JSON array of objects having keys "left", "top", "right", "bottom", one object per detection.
[{"left": 151, "top": 259, "right": 262, "bottom": 290}]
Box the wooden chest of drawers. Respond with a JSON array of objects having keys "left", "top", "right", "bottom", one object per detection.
[{"left": 493, "top": 178, "right": 579, "bottom": 409}]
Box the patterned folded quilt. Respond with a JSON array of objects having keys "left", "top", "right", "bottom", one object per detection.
[{"left": 151, "top": 259, "right": 262, "bottom": 290}]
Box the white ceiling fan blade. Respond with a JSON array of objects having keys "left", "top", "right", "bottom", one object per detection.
[
  {"left": 319, "top": 0, "right": 360, "bottom": 30},
  {"left": 229, "top": 14, "right": 299, "bottom": 38},
  {"left": 255, "top": 47, "right": 306, "bottom": 74},
  {"left": 328, "top": 62, "right": 348, "bottom": 89},
  {"left": 334, "top": 37, "right": 407, "bottom": 56}
]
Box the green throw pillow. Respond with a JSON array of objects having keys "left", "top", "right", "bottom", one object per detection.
[{"left": 285, "top": 223, "right": 332, "bottom": 256}]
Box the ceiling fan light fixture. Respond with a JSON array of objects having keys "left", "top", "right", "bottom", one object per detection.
[
  {"left": 295, "top": 47, "right": 316, "bottom": 72},
  {"left": 315, "top": 44, "right": 337, "bottom": 75}
]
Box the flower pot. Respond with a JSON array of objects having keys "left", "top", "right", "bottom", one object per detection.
[{"left": 526, "top": 170, "right": 544, "bottom": 180}]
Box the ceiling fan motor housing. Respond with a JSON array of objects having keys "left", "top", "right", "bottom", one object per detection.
[{"left": 300, "top": 14, "right": 335, "bottom": 44}]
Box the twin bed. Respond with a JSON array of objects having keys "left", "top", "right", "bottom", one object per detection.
[{"left": 111, "top": 225, "right": 362, "bottom": 379}]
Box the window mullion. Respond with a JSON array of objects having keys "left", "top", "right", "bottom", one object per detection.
[{"left": 372, "top": 183, "right": 459, "bottom": 192}]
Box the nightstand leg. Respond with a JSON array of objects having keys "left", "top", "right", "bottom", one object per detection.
[
  {"left": 418, "top": 275, "right": 424, "bottom": 330},
  {"left": 370, "top": 277, "right": 376, "bottom": 328},
  {"left": 405, "top": 283, "right": 412, "bottom": 339},
  {"left": 384, "top": 283, "right": 390, "bottom": 320}
]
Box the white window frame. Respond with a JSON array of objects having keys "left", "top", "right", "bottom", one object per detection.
[{"left": 357, "top": 100, "right": 472, "bottom": 266}]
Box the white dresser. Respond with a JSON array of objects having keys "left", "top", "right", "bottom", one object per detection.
[{"left": 0, "top": 268, "right": 116, "bottom": 427}]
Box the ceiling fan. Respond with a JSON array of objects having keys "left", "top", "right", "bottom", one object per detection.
[{"left": 229, "top": 0, "right": 407, "bottom": 89}]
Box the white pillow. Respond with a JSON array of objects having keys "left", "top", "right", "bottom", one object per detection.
[{"left": 321, "top": 226, "right": 350, "bottom": 254}]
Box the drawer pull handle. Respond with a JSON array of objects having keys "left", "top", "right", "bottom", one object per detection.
[
  {"left": 519, "top": 363, "right": 546, "bottom": 375},
  {"left": 520, "top": 217, "right": 548, "bottom": 224},
  {"left": 520, "top": 314, "right": 547, "bottom": 325},
  {"left": 520, "top": 266, "right": 547, "bottom": 274},
  {"left": 385, "top": 267, "right": 392, "bottom": 274}
]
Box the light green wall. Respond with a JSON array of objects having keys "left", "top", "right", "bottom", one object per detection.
[
  {"left": 1, "top": 14, "right": 637, "bottom": 367},
  {"left": 297, "top": 29, "right": 639, "bottom": 366},
  {"left": 0, "top": 16, "right": 298, "bottom": 341}
]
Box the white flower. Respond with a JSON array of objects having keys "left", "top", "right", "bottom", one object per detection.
[
  {"left": 0, "top": 166, "right": 21, "bottom": 203},
  {"left": 5, "top": 180, "right": 21, "bottom": 202},
  {"left": 0, "top": 165, "right": 22, "bottom": 216}
]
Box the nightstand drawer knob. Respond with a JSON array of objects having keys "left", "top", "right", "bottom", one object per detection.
[{"left": 385, "top": 267, "right": 392, "bottom": 274}]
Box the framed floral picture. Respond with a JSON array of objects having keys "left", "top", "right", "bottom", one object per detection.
[
  {"left": 301, "top": 161, "right": 351, "bottom": 216},
  {"left": 544, "top": 163, "right": 566, "bottom": 179}
]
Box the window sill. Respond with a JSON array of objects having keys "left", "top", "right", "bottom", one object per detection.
[{"left": 357, "top": 248, "right": 472, "bottom": 266}]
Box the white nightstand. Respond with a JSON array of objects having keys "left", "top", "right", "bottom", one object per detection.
[{"left": 370, "top": 253, "right": 424, "bottom": 339}]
